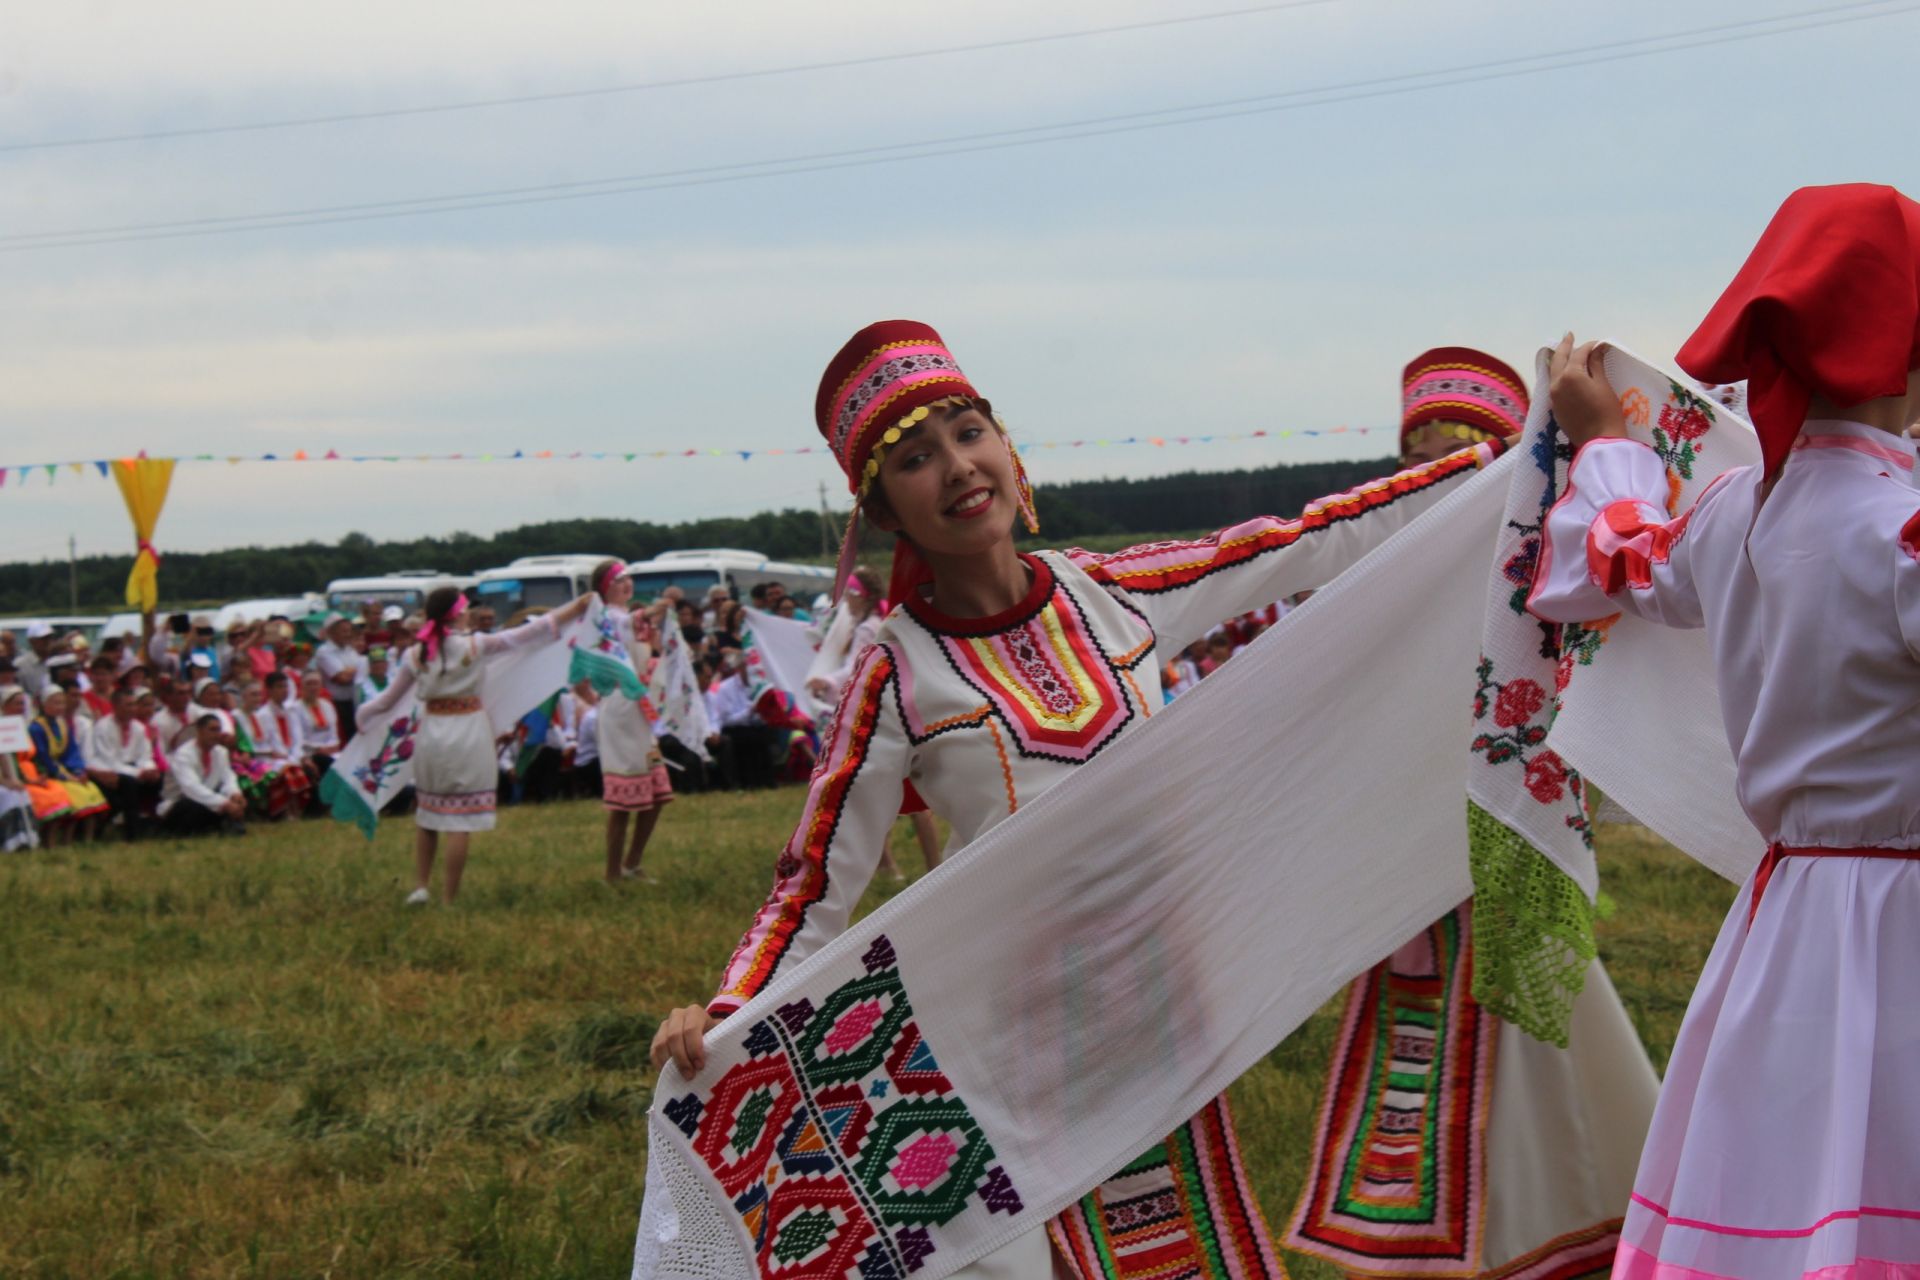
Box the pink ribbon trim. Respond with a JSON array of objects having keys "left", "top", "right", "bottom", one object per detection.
[
  {"left": 1794, "top": 433, "right": 1916, "bottom": 471},
  {"left": 1631, "top": 1192, "right": 1920, "bottom": 1240}
]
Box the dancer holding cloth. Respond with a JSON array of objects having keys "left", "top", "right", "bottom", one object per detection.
[
  {"left": 652, "top": 319, "right": 1510, "bottom": 1278},
  {"left": 1533, "top": 184, "right": 1920, "bottom": 1280}
]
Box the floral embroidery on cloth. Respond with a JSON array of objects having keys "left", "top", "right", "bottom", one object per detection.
[
  {"left": 664, "top": 935, "right": 1022, "bottom": 1278},
  {"left": 1468, "top": 353, "right": 1723, "bottom": 1045},
  {"left": 352, "top": 713, "right": 416, "bottom": 798},
  {"left": 570, "top": 598, "right": 647, "bottom": 699}
]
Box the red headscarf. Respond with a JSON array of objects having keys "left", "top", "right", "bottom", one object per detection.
[{"left": 1677, "top": 183, "right": 1920, "bottom": 477}]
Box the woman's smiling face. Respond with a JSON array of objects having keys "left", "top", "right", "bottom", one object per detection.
[{"left": 866, "top": 405, "right": 1018, "bottom": 560}]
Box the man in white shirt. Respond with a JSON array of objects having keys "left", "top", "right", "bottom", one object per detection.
[
  {"left": 159, "top": 715, "right": 247, "bottom": 836},
  {"left": 142, "top": 612, "right": 186, "bottom": 682},
  {"left": 86, "top": 686, "right": 163, "bottom": 840},
  {"left": 313, "top": 617, "right": 364, "bottom": 731},
  {"left": 355, "top": 648, "right": 392, "bottom": 708},
  {"left": 704, "top": 654, "right": 771, "bottom": 789},
  {"left": 261, "top": 672, "right": 304, "bottom": 756},
  {"left": 569, "top": 680, "right": 602, "bottom": 798},
  {"left": 150, "top": 680, "right": 197, "bottom": 757},
  {"left": 295, "top": 671, "right": 344, "bottom": 762},
  {"left": 15, "top": 621, "right": 55, "bottom": 698}
]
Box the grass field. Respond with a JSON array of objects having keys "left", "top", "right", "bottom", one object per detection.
[{"left": 0, "top": 791, "right": 1738, "bottom": 1280}]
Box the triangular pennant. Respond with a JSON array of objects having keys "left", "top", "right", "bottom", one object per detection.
[{"left": 93, "top": 460, "right": 109, "bottom": 476}]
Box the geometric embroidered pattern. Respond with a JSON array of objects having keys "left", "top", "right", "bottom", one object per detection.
[
  {"left": 1049, "top": 1095, "right": 1285, "bottom": 1280},
  {"left": 671, "top": 935, "right": 1023, "bottom": 1277},
  {"left": 1077, "top": 446, "right": 1484, "bottom": 598},
  {"left": 1286, "top": 905, "right": 1494, "bottom": 1275},
  {"left": 1478, "top": 1219, "right": 1621, "bottom": 1280},
  {"left": 417, "top": 788, "right": 497, "bottom": 816},
  {"left": 939, "top": 585, "right": 1133, "bottom": 764}
]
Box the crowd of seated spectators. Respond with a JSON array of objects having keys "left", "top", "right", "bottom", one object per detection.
[
  {"left": 0, "top": 579, "right": 830, "bottom": 850},
  {"left": 0, "top": 572, "right": 1281, "bottom": 853}
]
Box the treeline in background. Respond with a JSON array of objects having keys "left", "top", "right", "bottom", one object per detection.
[{"left": 1, "top": 455, "right": 1395, "bottom": 612}]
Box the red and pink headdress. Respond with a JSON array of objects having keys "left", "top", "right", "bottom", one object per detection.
[
  {"left": 814, "top": 320, "right": 1037, "bottom": 602},
  {"left": 1401, "top": 347, "right": 1529, "bottom": 456}
]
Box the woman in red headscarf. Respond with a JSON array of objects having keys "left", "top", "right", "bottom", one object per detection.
[
  {"left": 650, "top": 319, "right": 1510, "bottom": 1278},
  {"left": 1533, "top": 184, "right": 1920, "bottom": 1280}
]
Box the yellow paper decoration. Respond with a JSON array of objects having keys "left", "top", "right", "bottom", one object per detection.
[{"left": 111, "top": 457, "right": 175, "bottom": 612}]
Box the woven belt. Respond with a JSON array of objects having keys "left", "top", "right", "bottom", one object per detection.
[
  {"left": 425, "top": 696, "right": 483, "bottom": 716},
  {"left": 1749, "top": 843, "right": 1920, "bottom": 927}
]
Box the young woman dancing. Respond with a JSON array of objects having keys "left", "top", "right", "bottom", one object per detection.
[
  {"left": 357, "top": 586, "right": 591, "bottom": 905},
  {"left": 651, "top": 319, "right": 1507, "bottom": 1277}
]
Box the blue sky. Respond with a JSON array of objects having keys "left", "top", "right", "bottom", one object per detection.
[{"left": 1, "top": 0, "right": 1916, "bottom": 563}]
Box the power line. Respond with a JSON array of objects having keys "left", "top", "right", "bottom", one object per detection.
[
  {"left": 4, "top": 0, "right": 1912, "bottom": 253},
  {"left": 0, "top": 1, "right": 1337, "bottom": 153}
]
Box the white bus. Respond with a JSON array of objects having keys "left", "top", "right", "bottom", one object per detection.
[
  {"left": 471, "top": 554, "right": 617, "bottom": 618},
  {"left": 622, "top": 548, "right": 835, "bottom": 606},
  {"left": 324, "top": 572, "right": 475, "bottom": 617}
]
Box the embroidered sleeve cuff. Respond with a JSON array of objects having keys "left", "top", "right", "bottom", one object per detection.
[{"left": 1527, "top": 439, "right": 1667, "bottom": 622}]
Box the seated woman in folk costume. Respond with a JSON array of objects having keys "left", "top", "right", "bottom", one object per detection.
[
  {"left": 1283, "top": 349, "right": 1658, "bottom": 1280},
  {"left": 1536, "top": 184, "right": 1920, "bottom": 1280},
  {"left": 27, "top": 686, "right": 108, "bottom": 845},
  {"left": 650, "top": 320, "right": 1510, "bottom": 1279},
  {"left": 233, "top": 679, "right": 314, "bottom": 820},
  {"left": 4, "top": 684, "right": 71, "bottom": 848}
]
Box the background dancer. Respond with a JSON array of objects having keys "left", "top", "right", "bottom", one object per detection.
[
  {"left": 806, "top": 562, "right": 940, "bottom": 876},
  {"left": 586, "top": 560, "right": 675, "bottom": 884},
  {"left": 1534, "top": 183, "right": 1920, "bottom": 1280},
  {"left": 650, "top": 319, "right": 1507, "bottom": 1278},
  {"left": 357, "top": 587, "right": 591, "bottom": 906},
  {"left": 1286, "top": 350, "right": 1657, "bottom": 1280}
]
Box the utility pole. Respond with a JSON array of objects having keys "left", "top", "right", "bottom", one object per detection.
[
  {"left": 68, "top": 534, "right": 78, "bottom": 612},
  {"left": 818, "top": 481, "right": 832, "bottom": 560}
]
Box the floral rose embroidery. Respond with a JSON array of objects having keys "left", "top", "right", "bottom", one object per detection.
[
  {"left": 1524, "top": 752, "right": 1568, "bottom": 804},
  {"left": 1493, "top": 678, "right": 1546, "bottom": 729},
  {"left": 1658, "top": 403, "right": 1710, "bottom": 442}
]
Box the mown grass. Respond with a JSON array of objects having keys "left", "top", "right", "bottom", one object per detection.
[{"left": 0, "top": 796, "right": 1736, "bottom": 1279}]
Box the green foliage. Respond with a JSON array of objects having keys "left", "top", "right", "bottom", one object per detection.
[
  {"left": 0, "top": 457, "right": 1399, "bottom": 612},
  {"left": 0, "top": 792, "right": 1733, "bottom": 1278}
]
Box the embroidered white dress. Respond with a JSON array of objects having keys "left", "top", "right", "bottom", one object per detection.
[
  {"left": 358, "top": 615, "right": 561, "bottom": 832},
  {"left": 1531, "top": 422, "right": 1920, "bottom": 1280},
  {"left": 705, "top": 445, "right": 1499, "bottom": 1279},
  {"left": 597, "top": 611, "right": 672, "bottom": 812}
]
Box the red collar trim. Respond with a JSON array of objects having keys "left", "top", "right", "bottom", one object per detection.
[{"left": 903, "top": 554, "right": 1054, "bottom": 637}]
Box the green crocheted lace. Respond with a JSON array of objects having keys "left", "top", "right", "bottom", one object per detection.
[
  {"left": 1467, "top": 800, "right": 1597, "bottom": 1048},
  {"left": 318, "top": 768, "right": 377, "bottom": 842}
]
